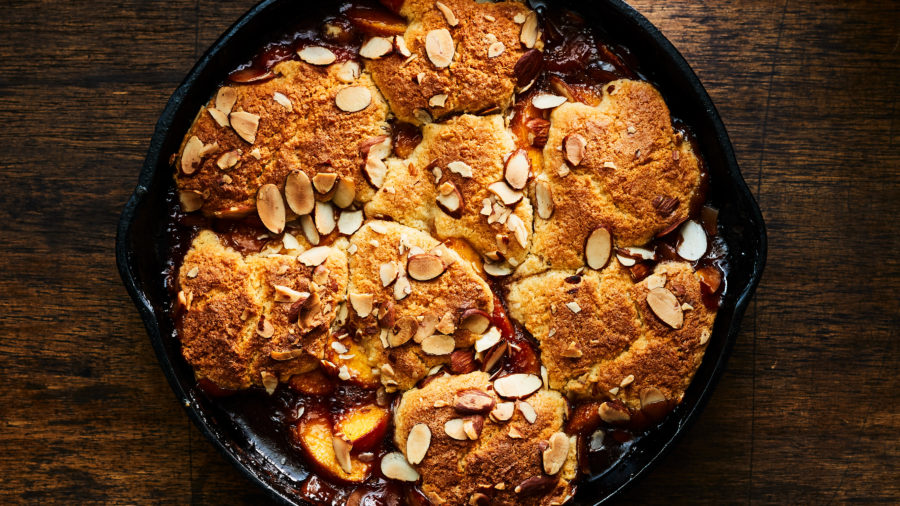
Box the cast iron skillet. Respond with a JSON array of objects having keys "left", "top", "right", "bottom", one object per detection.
[{"left": 116, "top": 0, "right": 767, "bottom": 503}]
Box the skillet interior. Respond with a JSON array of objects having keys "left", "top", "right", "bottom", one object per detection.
[{"left": 116, "top": 0, "right": 767, "bottom": 503}]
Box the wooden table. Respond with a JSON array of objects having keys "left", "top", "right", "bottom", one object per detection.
[{"left": 1, "top": 0, "right": 897, "bottom": 503}]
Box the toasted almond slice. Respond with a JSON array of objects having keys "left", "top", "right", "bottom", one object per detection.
[
  {"left": 421, "top": 334, "right": 455, "bottom": 356},
  {"left": 435, "top": 1, "right": 458, "bottom": 26},
  {"left": 207, "top": 107, "right": 230, "bottom": 127},
  {"left": 519, "top": 12, "right": 538, "bottom": 48},
  {"left": 488, "top": 181, "right": 523, "bottom": 206},
  {"left": 364, "top": 157, "right": 388, "bottom": 188},
  {"left": 272, "top": 92, "right": 293, "bottom": 111},
  {"left": 425, "top": 28, "right": 454, "bottom": 68},
  {"left": 508, "top": 427, "right": 524, "bottom": 439},
  {"left": 488, "top": 41, "right": 505, "bottom": 58},
  {"left": 436, "top": 181, "right": 463, "bottom": 218},
  {"left": 332, "top": 436, "right": 353, "bottom": 473},
  {"left": 300, "top": 214, "right": 320, "bottom": 245},
  {"left": 393, "top": 273, "right": 411, "bottom": 300},
  {"left": 447, "top": 161, "right": 473, "bottom": 178},
  {"left": 181, "top": 136, "right": 204, "bottom": 175},
  {"left": 273, "top": 284, "right": 306, "bottom": 303},
  {"left": 394, "top": 35, "right": 411, "bottom": 57},
  {"left": 474, "top": 327, "right": 501, "bottom": 352},
  {"left": 506, "top": 214, "right": 528, "bottom": 248},
  {"left": 534, "top": 180, "right": 553, "bottom": 219},
  {"left": 215, "top": 86, "right": 237, "bottom": 114},
  {"left": 517, "top": 400, "right": 537, "bottom": 423},
  {"left": 564, "top": 133, "right": 587, "bottom": 166},
  {"left": 349, "top": 292, "right": 374, "bottom": 317},
  {"left": 216, "top": 149, "right": 241, "bottom": 170},
  {"left": 429, "top": 94, "right": 448, "bottom": 108},
  {"left": 414, "top": 314, "right": 439, "bottom": 343},
  {"left": 381, "top": 452, "right": 419, "bottom": 482},
  {"left": 312, "top": 173, "right": 338, "bottom": 194},
  {"left": 337, "top": 61, "right": 360, "bottom": 83},
  {"left": 616, "top": 254, "right": 636, "bottom": 267},
  {"left": 645, "top": 273, "right": 666, "bottom": 290},
  {"left": 585, "top": 227, "right": 611, "bottom": 269},
  {"left": 646, "top": 287, "right": 684, "bottom": 329},
  {"left": 677, "top": 220, "right": 708, "bottom": 261},
  {"left": 460, "top": 309, "right": 491, "bottom": 334},
  {"left": 640, "top": 387, "right": 666, "bottom": 408},
  {"left": 435, "top": 312, "right": 456, "bottom": 335},
  {"left": 359, "top": 36, "right": 394, "bottom": 59},
  {"left": 483, "top": 261, "right": 512, "bottom": 277},
  {"left": 257, "top": 318, "right": 274, "bottom": 338},
  {"left": 297, "top": 246, "right": 331, "bottom": 267},
  {"left": 261, "top": 370, "right": 278, "bottom": 394},
  {"left": 598, "top": 402, "right": 631, "bottom": 424},
  {"left": 490, "top": 402, "right": 515, "bottom": 422},
  {"left": 229, "top": 111, "right": 260, "bottom": 144},
  {"left": 389, "top": 316, "right": 418, "bottom": 347},
  {"left": 453, "top": 389, "right": 495, "bottom": 414},
  {"left": 493, "top": 373, "right": 542, "bottom": 399},
  {"left": 179, "top": 190, "right": 204, "bottom": 212},
  {"left": 407, "top": 254, "right": 446, "bottom": 281},
  {"left": 504, "top": 149, "right": 530, "bottom": 189},
  {"left": 444, "top": 418, "right": 467, "bottom": 440},
  {"left": 380, "top": 262, "right": 399, "bottom": 287},
  {"left": 256, "top": 184, "right": 285, "bottom": 233},
  {"left": 542, "top": 432, "right": 569, "bottom": 475},
  {"left": 335, "top": 86, "right": 372, "bottom": 112},
  {"left": 532, "top": 93, "right": 567, "bottom": 110},
  {"left": 337, "top": 209, "right": 364, "bottom": 235},
  {"left": 315, "top": 202, "right": 336, "bottom": 235},
  {"left": 298, "top": 45, "right": 336, "bottom": 65},
  {"left": 462, "top": 416, "right": 483, "bottom": 440},
  {"left": 332, "top": 178, "right": 356, "bottom": 208},
  {"left": 285, "top": 171, "right": 315, "bottom": 215},
  {"left": 406, "top": 423, "right": 431, "bottom": 465}
]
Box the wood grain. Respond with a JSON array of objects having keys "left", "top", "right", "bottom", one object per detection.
[{"left": 0, "top": 0, "right": 897, "bottom": 504}]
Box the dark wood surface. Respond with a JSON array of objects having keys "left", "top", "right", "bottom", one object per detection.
[{"left": 1, "top": 0, "right": 897, "bottom": 503}]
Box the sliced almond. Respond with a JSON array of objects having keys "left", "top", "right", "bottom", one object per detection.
[
  {"left": 474, "top": 327, "right": 501, "bottom": 352},
  {"left": 381, "top": 452, "right": 420, "bottom": 482},
  {"left": 359, "top": 36, "right": 394, "bottom": 59},
  {"left": 462, "top": 416, "right": 483, "bottom": 440},
  {"left": 393, "top": 273, "right": 411, "bottom": 300},
  {"left": 297, "top": 246, "right": 331, "bottom": 267},
  {"left": 216, "top": 149, "right": 241, "bottom": 170},
  {"left": 256, "top": 184, "right": 285, "bottom": 234},
  {"left": 273, "top": 284, "right": 306, "bottom": 303},
  {"left": 389, "top": 317, "right": 418, "bottom": 347},
  {"left": 414, "top": 314, "right": 439, "bottom": 343},
  {"left": 532, "top": 94, "right": 567, "bottom": 110},
  {"left": 394, "top": 35, "right": 411, "bottom": 57},
  {"left": 506, "top": 214, "right": 528, "bottom": 248},
  {"left": 298, "top": 45, "right": 336, "bottom": 65},
  {"left": 488, "top": 41, "right": 505, "bottom": 58},
  {"left": 272, "top": 92, "right": 293, "bottom": 111},
  {"left": 229, "top": 111, "right": 260, "bottom": 144},
  {"left": 314, "top": 202, "right": 336, "bottom": 235},
  {"left": 444, "top": 418, "right": 467, "bottom": 440},
  {"left": 312, "top": 173, "right": 338, "bottom": 194},
  {"left": 425, "top": 29, "right": 455, "bottom": 68},
  {"left": 336, "top": 61, "right": 360, "bottom": 83},
  {"left": 488, "top": 181, "right": 523, "bottom": 206},
  {"left": 335, "top": 86, "right": 372, "bottom": 112},
  {"left": 504, "top": 149, "right": 530, "bottom": 190},
  {"left": 460, "top": 309, "right": 491, "bottom": 334},
  {"left": 364, "top": 157, "right": 388, "bottom": 188},
  {"left": 215, "top": 86, "right": 237, "bottom": 114},
  {"left": 180, "top": 136, "right": 204, "bottom": 175},
  {"left": 508, "top": 427, "right": 524, "bottom": 439},
  {"left": 585, "top": 227, "right": 611, "bottom": 269},
  {"left": 483, "top": 261, "right": 512, "bottom": 277},
  {"left": 429, "top": 94, "right": 448, "bottom": 108},
  {"left": 564, "top": 133, "right": 587, "bottom": 166},
  {"left": 435, "top": 1, "right": 458, "bottom": 26},
  {"left": 453, "top": 389, "right": 495, "bottom": 414},
  {"left": 598, "top": 402, "right": 631, "bottom": 424},
  {"left": 207, "top": 107, "right": 230, "bottom": 127},
  {"left": 407, "top": 254, "right": 445, "bottom": 281},
  {"left": 332, "top": 178, "right": 356, "bottom": 208},
  {"left": 376, "top": 262, "right": 397, "bottom": 287},
  {"left": 436, "top": 181, "right": 463, "bottom": 218},
  {"left": 542, "top": 432, "right": 570, "bottom": 475},
  {"left": 640, "top": 387, "right": 666, "bottom": 408},
  {"left": 337, "top": 209, "right": 364, "bottom": 235},
  {"left": 421, "top": 334, "right": 455, "bottom": 356},
  {"left": 257, "top": 318, "right": 275, "bottom": 338},
  {"left": 534, "top": 180, "right": 554, "bottom": 219},
  {"left": 261, "top": 370, "right": 278, "bottom": 394},
  {"left": 493, "top": 374, "right": 542, "bottom": 399},
  {"left": 349, "top": 292, "right": 374, "bottom": 317},
  {"left": 435, "top": 311, "right": 456, "bottom": 335},
  {"left": 519, "top": 12, "right": 538, "bottom": 48},
  {"left": 647, "top": 287, "right": 684, "bottom": 329},
  {"left": 285, "top": 171, "right": 315, "bottom": 215},
  {"left": 517, "top": 400, "right": 537, "bottom": 423},
  {"left": 447, "top": 161, "right": 473, "bottom": 178},
  {"left": 179, "top": 190, "right": 204, "bottom": 212},
  {"left": 300, "top": 214, "right": 320, "bottom": 245},
  {"left": 676, "top": 220, "right": 708, "bottom": 261},
  {"left": 490, "top": 402, "right": 515, "bottom": 422},
  {"left": 333, "top": 436, "right": 353, "bottom": 473},
  {"left": 406, "top": 423, "right": 431, "bottom": 464}
]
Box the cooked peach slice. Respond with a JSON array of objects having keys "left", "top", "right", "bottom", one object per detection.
[
  {"left": 288, "top": 369, "right": 336, "bottom": 396},
  {"left": 334, "top": 404, "right": 390, "bottom": 452},
  {"left": 294, "top": 408, "right": 371, "bottom": 483},
  {"left": 325, "top": 337, "right": 379, "bottom": 389}
]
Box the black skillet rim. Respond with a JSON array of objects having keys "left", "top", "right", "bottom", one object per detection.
[{"left": 116, "top": 0, "right": 767, "bottom": 503}]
